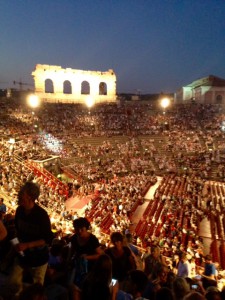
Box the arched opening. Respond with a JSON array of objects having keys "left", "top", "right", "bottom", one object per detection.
[
  {"left": 45, "top": 79, "right": 54, "bottom": 93},
  {"left": 81, "top": 81, "right": 90, "bottom": 95},
  {"left": 216, "top": 94, "right": 223, "bottom": 104},
  {"left": 99, "top": 82, "right": 107, "bottom": 95},
  {"left": 63, "top": 80, "right": 72, "bottom": 94}
]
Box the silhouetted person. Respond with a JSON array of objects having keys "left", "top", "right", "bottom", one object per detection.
[{"left": 8, "top": 181, "right": 53, "bottom": 295}]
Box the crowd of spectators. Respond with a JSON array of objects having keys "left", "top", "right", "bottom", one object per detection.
[{"left": 0, "top": 97, "right": 225, "bottom": 299}]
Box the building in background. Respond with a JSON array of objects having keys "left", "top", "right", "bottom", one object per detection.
[{"left": 175, "top": 75, "right": 225, "bottom": 104}]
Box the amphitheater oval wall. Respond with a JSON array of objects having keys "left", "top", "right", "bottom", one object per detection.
[{"left": 32, "top": 64, "right": 117, "bottom": 104}]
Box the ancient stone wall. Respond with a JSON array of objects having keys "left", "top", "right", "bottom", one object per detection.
[{"left": 32, "top": 64, "right": 117, "bottom": 104}]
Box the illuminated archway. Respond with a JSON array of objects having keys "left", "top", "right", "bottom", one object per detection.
[
  {"left": 63, "top": 80, "right": 72, "bottom": 94},
  {"left": 99, "top": 82, "right": 107, "bottom": 95},
  {"left": 45, "top": 79, "right": 54, "bottom": 93},
  {"left": 81, "top": 81, "right": 90, "bottom": 95}
]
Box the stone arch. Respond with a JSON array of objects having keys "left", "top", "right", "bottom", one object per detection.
[
  {"left": 81, "top": 81, "right": 90, "bottom": 95},
  {"left": 63, "top": 80, "right": 72, "bottom": 94},
  {"left": 45, "top": 79, "right": 54, "bottom": 93},
  {"left": 99, "top": 82, "right": 107, "bottom": 95},
  {"left": 32, "top": 64, "right": 117, "bottom": 104},
  {"left": 216, "top": 94, "right": 223, "bottom": 104}
]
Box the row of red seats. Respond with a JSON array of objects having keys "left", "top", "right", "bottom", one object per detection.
[
  {"left": 143, "top": 199, "right": 157, "bottom": 218},
  {"left": 27, "top": 161, "right": 68, "bottom": 198},
  {"left": 100, "top": 213, "right": 113, "bottom": 234},
  {"left": 130, "top": 198, "right": 142, "bottom": 214},
  {"left": 134, "top": 219, "right": 144, "bottom": 236},
  {"left": 85, "top": 202, "right": 100, "bottom": 221},
  {"left": 137, "top": 222, "right": 148, "bottom": 239},
  {"left": 210, "top": 239, "right": 220, "bottom": 263},
  {"left": 87, "top": 202, "right": 108, "bottom": 221},
  {"left": 141, "top": 181, "right": 154, "bottom": 197}
]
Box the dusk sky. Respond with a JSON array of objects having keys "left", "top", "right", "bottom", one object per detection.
[{"left": 1, "top": 0, "right": 225, "bottom": 94}]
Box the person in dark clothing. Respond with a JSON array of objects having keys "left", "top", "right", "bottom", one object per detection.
[
  {"left": 0, "top": 212, "right": 7, "bottom": 241},
  {"left": 105, "top": 232, "right": 136, "bottom": 284},
  {"left": 69, "top": 217, "right": 103, "bottom": 288},
  {"left": 8, "top": 181, "right": 53, "bottom": 295},
  {"left": 117, "top": 270, "right": 149, "bottom": 300},
  {"left": 18, "top": 283, "right": 47, "bottom": 300},
  {"left": 0, "top": 198, "right": 6, "bottom": 214},
  {"left": 81, "top": 254, "right": 118, "bottom": 300},
  {"left": 202, "top": 255, "right": 217, "bottom": 290},
  {"left": 144, "top": 245, "right": 163, "bottom": 279}
]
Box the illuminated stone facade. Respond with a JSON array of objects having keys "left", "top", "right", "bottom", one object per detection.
[
  {"left": 32, "top": 64, "right": 117, "bottom": 104},
  {"left": 175, "top": 75, "right": 225, "bottom": 104}
]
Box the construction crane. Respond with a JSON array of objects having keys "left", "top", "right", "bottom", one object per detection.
[{"left": 13, "top": 80, "right": 34, "bottom": 91}]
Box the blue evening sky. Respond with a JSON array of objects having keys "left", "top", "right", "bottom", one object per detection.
[{"left": 1, "top": 0, "right": 225, "bottom": 93}]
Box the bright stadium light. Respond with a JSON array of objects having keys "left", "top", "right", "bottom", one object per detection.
[
  {"left": 161, "top": 97, "right": 170, "bottom": 110},
  {"left": 27, "top": 94, "right": 40, "bottom": 108},
  {"left": 85, "top": 96, "right": 94, "bottom": 109}
]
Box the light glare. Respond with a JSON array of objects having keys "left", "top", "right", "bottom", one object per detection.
[
  {"left": 27, "top": 95, "right": 40, "bottom": 108},
  {"left": 86, "top": 97, "right": 94, "bottom": 108},
  {"left": 161, "top": 97, "right": 170, "bottom": 109}
]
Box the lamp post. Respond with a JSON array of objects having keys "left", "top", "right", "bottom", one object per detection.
[
  {"left": 85, "top": 96, "right": 97, "bottom": 133},
  {"left": 27, "top": 94, "right": 40, "bottom": 132},
  {"left": 160, "top": 97, "right": 170, "bottom": 131}
]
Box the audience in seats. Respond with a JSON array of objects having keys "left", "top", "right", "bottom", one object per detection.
[{"left": 0, "top": 100, "right": 225, "bottom": 299}]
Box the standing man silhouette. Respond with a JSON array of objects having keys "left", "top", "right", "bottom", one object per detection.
[{"left": 8, "top": 181, "right": 53, "bottom": 295}]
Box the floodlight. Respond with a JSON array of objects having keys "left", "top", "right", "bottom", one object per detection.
[
  {"left": 85, "top": 97, "right": 94, "bottom": 108},
  {"left": 27, "top": 94, "right": 40, "bottom": 108},
  {"left": 161, "top": 97, "right": 170, "bottom": 110}
]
